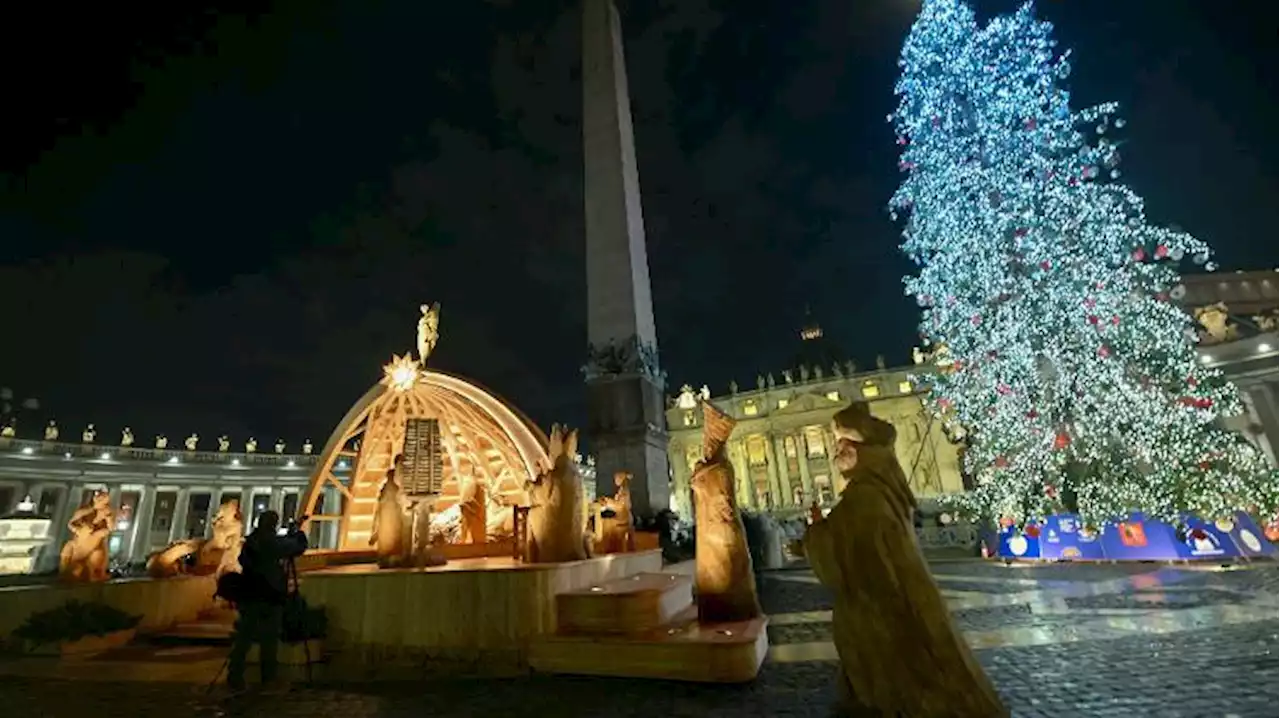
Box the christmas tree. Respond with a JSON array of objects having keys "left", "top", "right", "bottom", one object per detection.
[{"left": 890, "top": 0, "right": 1277, "bottom": 528}]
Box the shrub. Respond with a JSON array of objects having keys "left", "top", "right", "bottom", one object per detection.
[{"left": 12, "top": 600, "right": 141, "bottom": 646}]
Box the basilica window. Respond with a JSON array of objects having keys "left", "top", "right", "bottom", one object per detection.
[
  {"left": 682, "top": 410, "right": 695, "bottom": 426},
  {"left": 777, "top": 398, "right": 789, "bottom": 409},
  {"left": 825, "top": 390, "right": 840, "bottom": 402},
  {"left": 746, "top": 435, "right": 768, "bottom": 466},
  {"left": 742, "top": 400, "right": 759, "bottom": 417},
  {"left": 804, "top": 426, "right": 826, "bottom": 458},
  {"left": 898, "top": 380, "right": 913, "bottom": 394},
  {"left": 813, "top": 474, "right": 833, "bottom": 505},
  {"left": 861, "top": 381, "right": 880, "bottom": 398}
]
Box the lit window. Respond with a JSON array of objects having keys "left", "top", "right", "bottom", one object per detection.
[
  {"left": 861, "top": 382, "right": 880, "bottom": 398},
  {"left": 804, "top": 426, "right": 826, "bottom": 458},
  {"left": 743, "top": 401, "right": 759, "bottom": 417},
  {"left": 777, "top": 398, "right": 789, "bottom": 409},
  {"left": 746, "top": 435, "right": 768, "bottom": 466},
  {"left": 685, "top": 444, "right": 701, "bottom": 472},
  {"left": 784, "top": 436, "right": 798, "bottom": 459},
  {"left": 682, "top": 411, "right": 695, "bottom": 427},
  {"left": 898, "top": 380, "right": 913, "bottom": 394},
  {"left": 825, "top": 391, "right": 840, "bottom": 402}
]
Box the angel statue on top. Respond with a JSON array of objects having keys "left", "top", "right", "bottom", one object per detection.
[{"left": 417, "top": 302, "right": 441, "bottom": 364}]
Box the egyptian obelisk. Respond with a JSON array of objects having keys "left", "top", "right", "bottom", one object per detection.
[{"left": 581, "top": 0, "right": 671, "bottom": 518}]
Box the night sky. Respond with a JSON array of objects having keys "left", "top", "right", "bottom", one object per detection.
[{"left": 0, "top": 0, "right": 1274, "bottom": 449}]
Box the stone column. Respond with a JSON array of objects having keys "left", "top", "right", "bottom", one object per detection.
[
  {"left": 763, "top": 434, "right": 783, "bottom": 510},
  {"left": 129, "top": 485, "right": 158, "bottom": 562},
  {"left": 773, "top": 435, "right": 793, "bottom": 507},
  {"left": 824, "top": 429, "right": 845, "bottom": 494},
  {"left": 795, "top": 432, "right": 814, "bottom": 502},
  {"left": 170, "top": 488, "right": 190, "bottom": 542},
  {"left": 581, "top": 0, "right": 670, "bottom": 518},
  {"left": 728, "top": 439, "right": 754, "bottom": 510},
  {"left": 270, "top": 487, "right": 285, "bottom": 514}
]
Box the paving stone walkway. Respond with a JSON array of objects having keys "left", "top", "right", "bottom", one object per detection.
[{"left": 0, "top": 560, "right": 1275, "bottom": 717}]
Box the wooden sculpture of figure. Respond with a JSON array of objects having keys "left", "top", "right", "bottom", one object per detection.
[
  {"left": 369, "top": 460, "right": 407, "bottom": 568},
  {"left": 691, "top": 401, "right": 762, "bottom": 622},
  {"left": 804, "top": 403, "right": 1007, "bottom": 717},
  {"left": 82, "top": 424, "right": 96, "bottom": 443},
  {"left": 44, "top": 420, "right": 58, "bottom": 441},
  {"left": 185, "top": 433, "right": 199, "bottom": 451},
  {"left": 598, "top": 471, "right": 635, "bottom": 553},
  {"left": 458, "top": 479, "right": 488, "bottom": 545},
  {"left": 523, "top": 424, "right": 589, "bottom": 563},
  {"left": 197, "top": 499, "right": 244, "bottom": 576},
  {"left": 217, "top": 435, "right": 230, "bottom": 452},
  {"left": 155, "top": 435, "right": 168, "bottom": 449},
  {"left": 121, "top": 427, "right": 134, "bottom": 447},
  {"left": 417, "top": 302, "right": 441, "bottom": 363},
  {"left": 59, "top": 491, "right": 113, "bottom": 582}
]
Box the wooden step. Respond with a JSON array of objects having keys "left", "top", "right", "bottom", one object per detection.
[
  {"left": 556, "top": 572, "right": 692, "bottom": 635},
  {"left": 529, "top": 611, "right": 769, "bottom": 683}
]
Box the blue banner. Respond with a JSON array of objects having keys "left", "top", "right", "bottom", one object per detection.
[{"left": 995, "top": 511, "right": 1273, "bottom": 561}]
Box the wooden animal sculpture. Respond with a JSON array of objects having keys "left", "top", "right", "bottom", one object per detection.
[
  {"left": 370, "top": 468, "right": 408, "bottom": 568},
  {"left": 523, "top": 424, "right": 589, "bottom": 563},
  {"left": 147, "top": 539, "right": 201, "bottom": 578},
  {"left": 59, "top": 491, "right": 113, "bottom": 582},
  {"left": 691, "top": 401, "right": 761, "bottom": 622}
]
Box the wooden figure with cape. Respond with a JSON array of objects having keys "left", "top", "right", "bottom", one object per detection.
[{"left": 804, "top": 402, "right": 1007, "bottom": 717}]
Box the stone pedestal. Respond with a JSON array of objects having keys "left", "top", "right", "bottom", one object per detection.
[{"left": 586, "top": 373, "right": 670, "bottom": 519}]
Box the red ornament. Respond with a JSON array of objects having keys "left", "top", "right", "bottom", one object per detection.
[
  {"left": 1014, "top": 227, "right": 1029, "bottom": 238},
  {"left": 1025, "top": 409, "right": 1039, "bottom": 419},
  {"left": 899, "top": 160, "right": 915, "bottom": 172},
  {"left": 994, "top": 456, "right": 1009, "bottom": 468},
  {"left": 1154, "top": 245, "right": 1169, "bottom": 259},
  {"left": 1024, "top": 523, "right": 1042, "bottom": 538},
  {"left": 1198, "top": 461, "right": 1211, "bottom": 470},
  {"left": 970, "top": 314, "right": 982, "bottom": 326},
  {"left": 1098, "top": 345, "right": 1111, "bottom": 358},
  {"left": 1023, "top": 118, "right": 1037, "bottom": 130},
  {"left": 896, "top": 136, "right": 908, "bottom": 146},
  {"left": 931, "top": 115, "right": 941, "bottom": 127},
  {"left": 1084, "top": 298, "right": 1097, "bottom": 309},
  {"left": 1187, "top": 376, "right": 1198, "bottom": 387},
  {"left": 1039, "top": 260, "right": 1051, "bottom": 271},
  {"left": 1053, "top": 432, "right": 1070, "bottom": 450},
  {"left": 1132, "top": 248, "right": 1146, "bottom": 262},
  {"left": 1044, "top": 484, "right": 1058, "bottom": 498},
  {"left": 997, "top": 383, "right": 1012, "bottom": 396},
  {"left": 938, "top": 398, "right": 952, "bottom": 411},
  {"left": 1189, "top": 527, "right": 1208, "bottom": 541},
  {"left": 1155, "top": 292, "right": 1169, "bottom": 302},
  {"left": 1110, "top": 315, "right": 1120, "bottom": 326},
  {"left": 1094, "top": 281, "right": 1105, "bottom": 290},
  {"left": 1087, "top": 315, "right": 1100, "bottom": 325}
]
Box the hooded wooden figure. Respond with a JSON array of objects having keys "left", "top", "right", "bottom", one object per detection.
[
  {"left": 804, "top": 402, "right": 1007, "bottom": 717},
  {"left": 692, "top": 401, "right": 762, "bottom": 622}
]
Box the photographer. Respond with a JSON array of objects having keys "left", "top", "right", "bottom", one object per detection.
[{"left": 225, "top": 510, "right": 308, "bottom": 693}]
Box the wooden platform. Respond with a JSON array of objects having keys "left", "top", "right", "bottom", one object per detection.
[
  {"left": 296, "top": 549, "right": 663, "bottom": 676},
  {"left": 557, "top": 572, "right": 692, "bottom": 634},
  {"left": 529, "top": 565, "right": 769, "bottom": 683}
]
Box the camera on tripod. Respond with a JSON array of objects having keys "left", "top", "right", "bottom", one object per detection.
[{"left": 277, "top": 514, "right": 309, "bottom": 536}]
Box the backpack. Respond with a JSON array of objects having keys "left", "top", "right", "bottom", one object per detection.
[{"left": 214, "top": 571, "right": 250, "bottom": 605}]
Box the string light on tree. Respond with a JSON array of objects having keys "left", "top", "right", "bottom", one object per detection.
[{"left": 891, "top": 0, "right": 1277, "bottom": 528}]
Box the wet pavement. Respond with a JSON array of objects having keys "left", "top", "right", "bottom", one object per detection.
[{"left": 1, "top": 559, "right": 1275, "bottom": 717}]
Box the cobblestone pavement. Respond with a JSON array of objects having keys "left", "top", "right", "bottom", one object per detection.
[{"left": 1, "top": 560, "right": 1275, "bottom": 717}]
